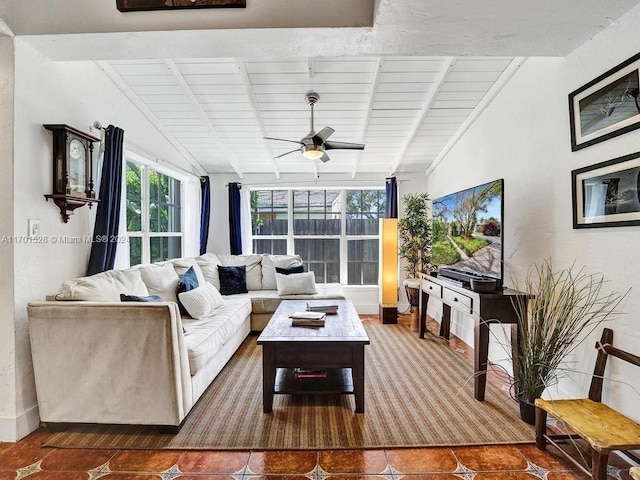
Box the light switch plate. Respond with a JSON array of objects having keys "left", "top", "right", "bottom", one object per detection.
[{"left": 28, "top": 219, "right": 40, "bottom": 237}]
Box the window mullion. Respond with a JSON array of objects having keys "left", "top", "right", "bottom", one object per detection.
[
  {"left": 287, "top": 189, "right": 294, "bottom": 255},
  {"left": 142, "top": 165, "right": 150, "bottom": 264},
  {"left": 340, "top": 188, "right": 347, "bottom": 284}
]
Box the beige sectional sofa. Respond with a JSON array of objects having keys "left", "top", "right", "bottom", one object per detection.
[{"left": 27, "top": 253, "right": 345, "bottom": 431}]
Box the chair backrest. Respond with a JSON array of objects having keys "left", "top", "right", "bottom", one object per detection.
[{"left": 588, "top": 327, "right": 640, "bottom": 402}]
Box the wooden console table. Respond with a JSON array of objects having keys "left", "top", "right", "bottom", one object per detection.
[{"left": 418, "top": 273, "right": 529, "bottom": 401}]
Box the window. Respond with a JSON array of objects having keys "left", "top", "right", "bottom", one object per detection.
[
  {"left": 126, "top": 160, "right": 183, "bottom": 266},
  {"left": 251, "top": 188, "right": 384, "bottom": 285},
  {"left": 346, "top": 190, "right": 385, "bottom": 285},
  {"left": 251, "top": 190, "right": 288, "bottom": 255}
]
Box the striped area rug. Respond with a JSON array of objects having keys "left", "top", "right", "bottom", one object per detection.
[{"left": 44, "top": 324, "right": 534, "bottom": 450}]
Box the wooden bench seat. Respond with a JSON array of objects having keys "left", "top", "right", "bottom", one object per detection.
[{"left": 535, "top": 328, "right": 640, "bottom": 480}]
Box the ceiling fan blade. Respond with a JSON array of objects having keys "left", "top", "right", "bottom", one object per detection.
[
  {"left": 264, "top": 136, "right": 303, "bottom": 145},
  {"left": 324, "top": 140, "right": 365, "bottom": 150},
  {"left": 320, "top": 152, "right": 331, "bottom": 163},
  {"left": 312, "top": 127, "right": 335, "bottom": 144},
  {"left": 274, "top": 148, "right": 301, "bottom": 159}
]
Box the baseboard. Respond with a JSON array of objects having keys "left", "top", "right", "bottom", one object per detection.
[
  {"left": 0, "top": 404, "right": 40, "bottom": 442},
  {"left": 352, "top": 302, "right": 379, "bottom": 314}
]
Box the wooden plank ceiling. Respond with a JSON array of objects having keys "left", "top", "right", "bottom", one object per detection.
[{"left": 101, "top": 56, "right": 521, "bottom": 178}]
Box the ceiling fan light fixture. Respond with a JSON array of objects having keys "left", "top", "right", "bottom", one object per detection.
[{"left": 301, "top": 144, "right": 324, "bottom": 160}]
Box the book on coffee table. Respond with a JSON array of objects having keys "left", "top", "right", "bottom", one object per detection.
[
  {"left": 289, "top": 311, "right": 326, "bottom": 327},
  {"left": 293, "top": 368, "right": 327, "bottom": 379},
  {"left": 306, "top": 302, "right": 339, "bottom": 314}
]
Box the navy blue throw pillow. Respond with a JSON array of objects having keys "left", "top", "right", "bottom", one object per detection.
[
  {"left": 120, "top": 294, "right": 164, "bottom": 302},
  {"left": 217, "top": 265, "right": 248, "bottom": 295},
  {"left": 275, "top": 264, "right": 305, "bottom": 275},
  {"left": 176, "top": 266, "right": 200, "bottom": 315},
  {"left": 121, "top": 293, "right": 187, "bottom": 334}
]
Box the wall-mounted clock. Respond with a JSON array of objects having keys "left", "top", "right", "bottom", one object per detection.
[{"left": 43, "top": 124, "right": 100, "bottom": 223}]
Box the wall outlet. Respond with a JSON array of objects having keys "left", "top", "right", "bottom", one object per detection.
[{"left": 28, "top": 219, "right": 40, "bottom": 237}]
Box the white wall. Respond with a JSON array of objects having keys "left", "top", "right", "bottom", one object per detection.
[
  {"left": 0, "top": 39, "right": 201, "bottom": 441},
  {"left": 0, "top": 35, "right": 16, "bottom": 441},
  {"left": 420, "top": 5, "right": 640, "bottom": 421}
]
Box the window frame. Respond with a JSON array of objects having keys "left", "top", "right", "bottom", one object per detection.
[
  {"left": 251, "top": 187, "right": 384, "bottom": 285},
  {"left": 125, "top": 155, "right": 185, "bottom": 266}
]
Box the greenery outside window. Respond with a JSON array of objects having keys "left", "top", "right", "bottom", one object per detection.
[{"left": 126, "top": 160, "right": 183, "bottom": 266}]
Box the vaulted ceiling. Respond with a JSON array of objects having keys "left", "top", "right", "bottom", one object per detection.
[
  {"left": 99, "top": 56, "right": 521, "bottom": 178},
  {"left": 4, "top": 0, "right": 640, "bottom": 178}
]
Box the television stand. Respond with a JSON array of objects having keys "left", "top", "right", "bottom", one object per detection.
[{"left": 418, "top": 273, "right": 529, "bottom": 401}]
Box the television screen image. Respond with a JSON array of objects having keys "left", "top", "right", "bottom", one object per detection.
[{"left": 432, "top": 179, "right": 504, "bottom": 283}]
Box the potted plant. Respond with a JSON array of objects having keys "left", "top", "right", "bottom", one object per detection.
[
  {"left": 398, "top": 192, "right": 433, "bottom": 331},
  {"left": 509, "top": 259, "right": 626, "bottom": 424}
]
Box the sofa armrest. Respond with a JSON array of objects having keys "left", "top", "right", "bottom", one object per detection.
[{"left": 27, "top": 301, "right": 192, "bottom": 427}]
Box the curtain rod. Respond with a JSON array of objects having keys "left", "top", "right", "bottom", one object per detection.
[
  {"left": 126, "top": 140, "right": 203, "bottom": 181},
  {"left": 225, "top": 179, "right": 407, "bottom": 188}
]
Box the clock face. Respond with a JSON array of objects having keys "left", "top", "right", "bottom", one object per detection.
[
  {"left": 69, "top": 138, "right": 86, "bottom": 194},
  {"left": 69, "top": 139, "right": 84, "bottom": 160}
]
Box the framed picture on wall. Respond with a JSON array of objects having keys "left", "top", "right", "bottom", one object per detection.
[
  {"left": 569, "top": 51, "right": 640, "bottom": 151},
  {"left": 116, "top": 0, "right": 245, "bottom": 12},
  {"left": 572, "top": 150, "right": 640, "bottom": 228}
]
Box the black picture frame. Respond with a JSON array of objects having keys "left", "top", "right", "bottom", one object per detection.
[
  {"left": 572, "top": 150, "right": 640, "bottom": 228},
  {"left": 116, "top": 0, "right": 245, "bottom": 12},
  {"left": 569, "top": 51, "right": 640, "bottom": 151}
]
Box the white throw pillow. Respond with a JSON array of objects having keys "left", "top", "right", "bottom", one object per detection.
[
  {"left": 261, "top": 254, "right": 303, "bottom": 290},
  {"left": 60, "top": 272, "right": 120, "bottom": 301},
  {"left": 275, "top": 271, "right": 318, "bottom": 296},
  {"left": 177, "top": 282, "right": 225, "bottom": 320},
  {"left": 138, "top": 263, "right": 180, "bottom": 303}
]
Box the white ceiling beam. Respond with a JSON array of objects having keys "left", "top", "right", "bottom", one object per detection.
[
  {"left": 236, "top": 60, "right": 281, "bottom": 179},
  {"left": 425, "top": 57, "right": 527, "bottom": 177},
  {"left": 352, "top": 56, "right": 383, "bottom": 179},
  {"left": 95, "top": 60, "right": 207, "bottom": 177},
  {"left": 388, "top": 56, "right": 455, "bottom": 176},
  {"left": 164, "top": 58, "right": 244, "bottom": 179}
]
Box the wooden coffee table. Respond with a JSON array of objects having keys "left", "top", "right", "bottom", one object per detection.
[{"left": 256, "top": 299, "right": 370, "bottom": 413}]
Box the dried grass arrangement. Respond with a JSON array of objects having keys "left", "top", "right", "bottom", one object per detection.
[{"left": 510, "top": 259, "right": 628, "bottom": 408}]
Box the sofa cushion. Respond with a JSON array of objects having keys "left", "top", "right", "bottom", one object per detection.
[
  {"left": 231, "top": 283, "right": 346, "bottom": 315},
  {"left": 59, "top": 269, "right": 149, "bottom": 302},
  {"left": 182, "top": 297, "right": 252, "bottom": 374},
  {"left": 261, "top": 254, "right": 303, "bottom": 290},
  {"left": 178, "top": 282, "right": 225, "bottom": 320},
  {"left": 218, "top": 265, "right": 248, "bottom": 295},
  {"left": 171, "top": 258, "right": 206, "bottom": 287},
  {"left": 195, "top": 253, "right": 222, "bottom": 290},
  {"left": 138, "top": 263, "right": 180, "bottom": 303},
  {"left": 275, "top": 271, "right": 318, "bottom": 295},
  {"left": 177, "top": 266, "right": 200, "bottom": 315},
  {"left": 217, "top": 254, "right": 263, "bottom": 290}
]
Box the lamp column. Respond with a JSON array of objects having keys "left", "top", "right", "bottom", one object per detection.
[{"left": 379, "top": 217, "right": 398, "bottom": 323}]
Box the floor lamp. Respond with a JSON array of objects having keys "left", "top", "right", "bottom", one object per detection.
[{"left": 379, "top": 218, "right": 398, "bottom": 324}]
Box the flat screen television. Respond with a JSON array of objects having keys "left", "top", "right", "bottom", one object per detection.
[{"left": 431, "top": 179, "right": 504, "bottom": 287}]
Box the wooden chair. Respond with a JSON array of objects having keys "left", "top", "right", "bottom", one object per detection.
[{"left": 535, "top": 328, "right": 640, "bottom": 480}]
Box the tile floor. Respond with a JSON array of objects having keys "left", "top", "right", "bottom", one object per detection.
[{"left": 0, "top": 313, "right": 637, "bottom": 480}]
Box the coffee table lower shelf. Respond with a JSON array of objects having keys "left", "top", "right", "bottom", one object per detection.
[{"left": 274, "top": 368, "right": 354, "bottom": 395}]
